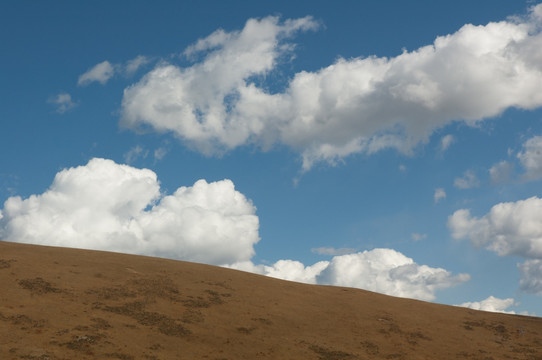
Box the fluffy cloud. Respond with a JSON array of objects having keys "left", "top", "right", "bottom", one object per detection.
[
  {"left": 78, "top": 61, "right": 115, "bottom": 86},
  {"left": 454, "top": 170, "right": 480, "bottom": 189},
  {"left": 231, "top": 248, "right": 469, "bottom": 301},
  {"left": 448, "top": 196, "right": 542, "bottom": 258},
  {"left": 449, "top": 197, "right": 542, "bottom": 295},
  {"left": 121, "top": 6, "right": 542, "bottom": 169},
  {"left": 518, "top": 260, "right": 542, "bottom": 295},
  {"left": 230, "top": 259, "right": 330, "bottom": 284},
  {"left": 0, "top": 158, "right": 259, "bottom": 265},
  {"left": 458, "top": 296, "right": 516, "bottom": 314},
  {"left": 0, "top": 159, "right": 469, "bottom": 301},
  {"left": 316, "top": 249, "right": 469, "bottom": 301},
  {"left": 48, "top": 92, "right": 77, "bottom": 114},
  {"left": 121, "top": 16, "right": 319, "bottom": 156},
  {"left": 517, "top": 135, "right": 542, "bottom": 181}
]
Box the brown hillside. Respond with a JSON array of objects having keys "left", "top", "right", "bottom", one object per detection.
[{"left": 1, "top": 241, "right": 541, "bottom": 359}]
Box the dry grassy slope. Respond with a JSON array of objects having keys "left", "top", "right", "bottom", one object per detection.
[{"left": 1, "top": 241, "right": 541, "bottom": 360}]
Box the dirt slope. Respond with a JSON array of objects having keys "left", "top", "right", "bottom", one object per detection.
[{"left": 1, "top": 241, "right": 541, "bottom": 359}]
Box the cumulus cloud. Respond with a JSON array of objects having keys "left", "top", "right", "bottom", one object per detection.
[
  {"left": 0, "top": 158, "right": 469, "bottom": 301},
  {"left": 434, "top": 188, "right": 446, "bottom": 203},
  {"left": 458, "top": 296, "right": 516, "bottom": 314},
  {"left": 48, "top": 92, "right": 77, "bottom": 114},
  {"left": 121, "top": 6, "right": 542, "bottom": 170},
  {"left": 518, "top": 260, "right": 542, "bottom": 295},
  {"left": 454, "top": 170, "right": 480, "bottom": 189},
  {"left": 449, "top": 196, "right": 542, "bottom": 296},
  {"left": 231, "top": 248, "right": 469, "bottom": 301},
  {"left": 230, "top": 259, "right": 330, "bottom": 284},
  {"left": 517, "top": 135, "right": 542, "bottom": 181},
  {"left": 316, "top": 249, "right": 470, "bottom": 301},
  {"left": 78, "top": 61, "right": 115, "bottom": 86},
  {"left": 0, "top": 158, "right": 260, "bottom": 265},
  {"left": 448, "top": 196, "right": 542, "bottom": 258}
]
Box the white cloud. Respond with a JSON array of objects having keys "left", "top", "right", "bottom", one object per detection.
[
  {"left": 448, "top": 196, "right": 542, "bottom": 258},
  {"left": 121, "top": 6, "right": 542, "bottom": 170},
  {"left": 518, "top": 259, "right": 542, "bottom": 295},
  {"left": 434, "top": 188, "right": 446, "bottom": 203},
  {"left": 0, "top": 158, "right": 260, "bottom": 265},
  {"left": 316, "top": 249, "right": 470, "bottom": 301},
  {"left": 454, "top": 170, "right": 480, "bottom": 189},
  {"left": 48, "top": 92, "right": 77, "bottom": 114},
  {"left": 0, "top": 158, "right": 469, "bottom": 301},
  {"left": 311, "top": 246, "right": 356, "bottom": 256},
  {"left": 231, "top": 249, "right": 469, "bottom": 301},
  {"left": 440, "top": 134, "right": 455, "bottom": 151},
  {"left": 230, "top": 259, "right": 330, "bottom": 284},
  {"left": 458, "top": 296, "right": 516, "bottom": 314},
  {"left": 489, "top": 160, "right": 514, "bottom": 184},
  {"left": 517, "top": 135, "right": 542, "bottom": 181},
  {"left": 78, "top": 61, "right": 115, "bottom": 86},
  {"left": 123, "top": 145, "right": 148, "bottom": 164},
  {"left": 125, "top": 55, "right": 150, "bottom": 75}
]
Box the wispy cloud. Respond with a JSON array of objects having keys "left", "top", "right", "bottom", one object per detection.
[
  {"left": 78, "top": 61, "right": 115, "bottom": 86},
  {"left": 411, "top": 233, "right": 427, "bottom": 242},
  {"left": 434, "top": 188, "right": 446, "bottom": 203},
  {"left": 454, "top": 170, "right": 480, "bottom": 189},
  {"left": 123, "top": 145, "right": 148, "bottom": 164},
  {"left": 48, "top": 92, "right": 77, "bottom": 113},
  {"left": 440, "top": 134, "right": 455, "bottom": 152},
  {"left": 78, "top": 56, "right": 151, "bottom": 86}
]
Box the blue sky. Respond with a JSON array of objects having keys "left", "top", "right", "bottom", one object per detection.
[{"left": 2, "top": 0, "right": 542, "bottom": 315}]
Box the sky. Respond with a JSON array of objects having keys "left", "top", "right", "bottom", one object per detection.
[{"left": 1, "top": 0, "right": 542, "bottom": 315}]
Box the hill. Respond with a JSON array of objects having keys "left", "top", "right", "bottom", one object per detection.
[{"left": 1, "top": 241, "right": 541, "bottom": 359}]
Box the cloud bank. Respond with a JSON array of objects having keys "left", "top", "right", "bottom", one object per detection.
[
  {"left": 231, "top": 248, "right": 469, "bottom": 301},
  {"left": 0, "top": 158, "right": 260, "bottom": 265},
  {"left": 121, "top": 6, "right": 542, "bottom": 170},
  {"left": 0, "top": 158, "right": 467, "bottom": 301},
  {"left": 458, "top": 296, "right": 517, "bottom": 314}
]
